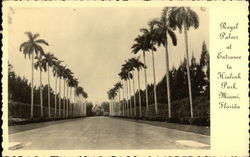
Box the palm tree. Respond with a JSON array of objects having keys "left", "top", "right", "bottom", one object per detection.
[
  {"left": 52, "top": 59, "right": 63, "bottom": 118},
  {"left": 66, "top": 73, "right": 74, "bottom": 117},
  {"left": 57, "top": 64, "right": 65, "bottom": 117},
  {"left": 140, "top": 25, "right": 159, "bottom": 115},
  {"left": 42, "top": 52, "right": 57, "bottom": 118},
  {"left": 81, "top": 89, "right": 88, "bottom": 116},
  {"left": 68, "top": 77, "right": 75, "bottom": 117},
  {"left": 75, "top": 86, "right": 88, "bottom": 116},
  {"left": 20, "top": 32, "right": 49, "bottom": 118},
  {"left": 149, "top": 7, "right": 177, "bottom": 118},
  {"left": 126, "top": 59, "right": 137, "bottom": 117},
  {"left": 118, "top": 71, "right": 127, "bottom": 117},
  {"left": 107, "top": 89, "right": 113, "bottom": 116},
  {"left": 169, "top": 7, "right": 199, "bottom": 118},
  {"left": 107, "top": 88, "right": 117, "bottom": 116},
  {"left": 34, "top": 55, "right": 47, "bottom": 117},
  {"left": 121, "top": 80, "right": 125, "bottom": 116},
  {"left": 114, "top": 82, "right": 122, "bottom": 116},
  {"left": 128, "top": 56, "right": 146, "bottom": 118},
  {"left": 60, "top": 65, "right": 68, "bottom": 117},
  {"left": 62, "top": 67, "right": 73, "bottom": 117},
  {"left": 131, "top": 35, "right": 151, "bottom": 117},
  {"left": 75, "top": 86, "right": 82, "bottom": 116},
  {"left": 72, "top": 78, "right": 79, "bottom": 117},
  {"left": 122, "top": 62, "right": 133, "bottom": 117}
]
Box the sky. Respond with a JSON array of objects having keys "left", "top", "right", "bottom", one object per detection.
[{"left": 8, "top": 7, "right": 208, "bottom": 104}]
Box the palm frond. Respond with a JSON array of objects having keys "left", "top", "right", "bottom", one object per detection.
[
  {"left": 25, "top": 32, "right": 33, "bottom": 41},
  {"left": 19, "top": 41, "right": 29, "bottom": 52},
  {"left": 139, "top": 28, "right": 149, "bottom": 34},
  {"left": 149, "top": 19, "right": 162, "bottom": 27},
  {"left": 167, "top": 29, "right": 177, "bottom": 46},
  {"left": 35, "top": 39, "right": 49, "bottom": 46},
  {"left": 34, "top": 45, "right": 45, "bottom": 57},
  {"left": 33, "top": 33, "right": 40, "bottom": 40}
]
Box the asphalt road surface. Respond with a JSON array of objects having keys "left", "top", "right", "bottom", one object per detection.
[{"left": 9, "top": 117, "right": 210, "bottom": 150}]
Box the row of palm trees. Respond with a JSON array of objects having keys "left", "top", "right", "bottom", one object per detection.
[
  {"left": 19, "top": 32, "right": 88, "bottom": 119},
  {"left": 108, "top": 7, "right": 199, "bottom": 119}
]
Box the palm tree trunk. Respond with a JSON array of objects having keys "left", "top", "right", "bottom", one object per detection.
[
  {"left": 184, "top": 23, "right": 193, "bottom": 118},
  {"left": 126, "top": 80, "right": 129, "bottom": 117},
  {"left": 47, "top": 64, "right": 51, "bottom": 118},
  {"left": 124, "top": 80, "right": 128, "bottom": 117},
  {"left": 122, "top": 80, "right": 125, "bottom": 117},
  {"left": 128, "top": 78, "right": 132, "bottom": 117},
  {"left": 164, "top": 31, "right": 171, "bottom": 118},
  {"left": 132, "top": 71, "right": 136, "bottom": 118},
  {"left": 73, "top": 88, "right": 75, "bottom": 117},
  {"left": 110, "top": 99, "right": 113, "bottom": 116},
  {"left": 121, "top": 80, "right": 125, "bottom": 117},
  {"left": 63, "top": 79, "right": 66, "bottom": 117},
  {"left": 109, "top": 101, "right": 111, "bottom": 116},
  {"left": 143, "top": 51, "right": 149, "bottom": 118},
  {"left": 118, "top": 88, "right": 121, "bottom": 116},
  {"left": 40, "top": 68, "right": 43, "bottom": 117},
  {"left": 66, "top": 85, "right": 69, "bottom": 117},
  {"left": 84, "top": 99, "right": 87, "bottom": 116},
  {"left": 123, "top": 80, "right": 127, "bottom": 116},
  {"left": 31, "top": 52, "right": 34, "bottom": 119},
  {"left": 59, "top": 78, "right": 61, "bottom": 117},
  {"left": 151, "top": 50, "right": 158, "bottom": 115},
  {"left": 112, "top": 99, "right": 114, "bottom": 116},
  {"left": 137, "top": 70, "right": 142, "bottom": 118},
  {"left": 54, "top": 76, "right": 57, "bottom": 118},
  {"left": 70, "top": 87, "right": 72, "bottom": 117}
]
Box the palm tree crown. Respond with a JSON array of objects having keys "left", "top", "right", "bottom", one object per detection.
[
  {"left": 168, "top": 7, "right": 199, "bottom": 32},
  {"left": 20, "top": 32, "right": 49, "bottom": 58},
  {"left": 149, "top": 8, "right": 177, "bottom": 47},
  {"left": 34, "top": 56, "right": 47, "bottom": 72},
  {"left": 128, "top": 56, "right": 146, "bottom": 71},
  {"left": 131, "top": 34, "right": 156, "bottom": 54}
]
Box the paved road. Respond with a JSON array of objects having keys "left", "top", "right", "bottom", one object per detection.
[{"left": 9, "top": 117, "right": 210, "bottom": 150}]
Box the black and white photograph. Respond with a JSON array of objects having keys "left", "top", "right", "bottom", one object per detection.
[{"left": 6, "top": 5, "right": 210, "bottom": 150}]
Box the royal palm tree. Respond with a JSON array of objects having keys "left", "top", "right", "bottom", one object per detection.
[
  {"left": 42, "top": 52, "right": 57, "bottom": 118},
  {"left": 119, "top": 69, "right": 127, "bottom": 116},
  {"left": 68, "top": 77, "right": 75, "bottom": 117},
  {"left": 34, "top": 55, "right": 47, "bottom": 117},
  {"left": 76, "top": 86, "right": 88, "bottom": 116},
  {"left": 60, "top": 65, "right": 68, "bottom": 117},
  {"left": 140, "top": 25, "right": 159, "bottom": 115},
  {"left": 107, "top": 89, "right": 113, "bottom": 116},
  {"left": 131, "top": 35, "right": 151, "bottom": 117},
  {"left": 72, "top": 78, "right": 79, "bottom": 117},
  {"left": 118, "top": 70, "right": 127, "bottom": 117},
  {"left": 75, "top": 86, "right": 82, "bottom": 116},
  {"left": 107, "top": 88, "right": 117, "bottom": 116},
  {"left": 126, "top": 59, "right": 137, "bottom": 117},
  {"left": 57, "top": 64, "right": 65, "bottom": 117},
  {"left": 66, "top": 73, "right": 74, "bottom": 117},
  {"left": 122, "top": 62, "right": 133, "bottom": 117},
  {"left": 62, "top": 67, "right": 73, "bottom": 117},
  {"left": 128, "top": 56, "right": 146, "bottom": 118},
  {"left": 169, "top": 7, "right": 199, "bottom": 118},
  {"left": 114, "top": 82, "right": 122, "bottom": 116},
  {"left": 81, "top": 88, "right": 88, "bottom": 116},
  {"left": 52, "top": 59, "right": 63, "bottom": 117},
  {"left": 20, "top": 32, "right": 49, "bottom": 118},
  {"left": 149, "top": 7, "right": 177, "bottom": 118}
]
